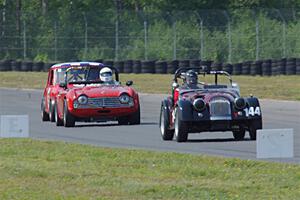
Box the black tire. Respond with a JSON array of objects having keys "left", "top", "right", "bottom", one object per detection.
[
  {"left": 242, "top": 61, "right": 251, "bottom": 75},
  {"left": 141, "top": 61, "right": 155, "bottom": 73},
  {"left": 63, "top": 100, "right": 75, "bottom": 127},
  {"left": 232, "top": 128, "right": 245, "bottom": 141},
  {"left": 118, "top": 116, "right": 128, "bottom": 125},
  {"left": 11, "top": 60, "right": 21, "bottom": 71},
  {"left": 55, "top": 102, "right": 64, "bottom": 126},
  {"left": 232, "top": 63, "right": 242, "bottom": 75},
  {"left": 49, "top": 100, "right": 56, "bottom": 122},
  {"left": 223, "top": 63, "right": 233, "bottom": 74},
  {"left": 132, "top": 60, "right": 141, "bottom": 74},
  {"left": 174, "top": 109, "right": 188, "bottom": 142},
  {"left": 167, "top": 60, "right": 179, "bottom": 74},
  {"left": 32, "top": 62, "right": 44, "bottom": 71},
  {"left": 159, "top": 105, "right": 174, "bottom": 140},
  {"left": 0, "top": 60, "right": 11, "bottom": 71},
  {"left": 114, "top": 61, "right": 124, "bottom": 73},
  {"left": 155, "top": 61, "right": 167, "bottom": 74},
  {"left": 129, "top": 106, "right": 141, "bottom": 125},
  {"left": 124, "top": 60, "right": 133, "bottom": 73},
  {"left": 249, "top": 126, "right": 257, "bottom": 140},
  {"left": 179, "top": 60, "right": 190, "bottom": 68},
  {"left": 41, "top": 98, "right": 49, "bottom": 121}
]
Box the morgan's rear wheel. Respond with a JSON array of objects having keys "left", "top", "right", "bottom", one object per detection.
[
  {"left": 63, "top": 100, "right": 75, "bottom": 127},
  {"left": 49, "top": 100, "right": 55, "bottom": 122},
  {"left": 232, "top": 128, "right": 245, "bottom": 141},
  {"left": 174, "top": 109, "right": 188, "bottom": 142},
  {"left": 41, "top": 98, "right": 49, "bottom": 121},
  {"left": 55, "top": 102, "right": 63, "bottom": 126},
  {"left": 160, "top": 105, "right": 174, "bottom": 140}
]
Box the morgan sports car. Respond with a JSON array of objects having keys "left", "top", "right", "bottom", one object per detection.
[
  {"left": 159, "top": 67, "right": 262, "bottom": 142},
  {"left": 41, "top": 62, "right": 140, "bottom": 127}
]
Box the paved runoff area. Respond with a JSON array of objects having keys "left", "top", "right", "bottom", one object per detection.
[{"left": 1, "top": 88, "right": 300, "bottom": 163}]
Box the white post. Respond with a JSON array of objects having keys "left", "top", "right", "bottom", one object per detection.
[
  {"left": 144, "top": 21, "right": 148, "bottom": 60},
  {"left": 173, "top": 21, "right": 177, "bottom": 60},
  {"left": 227, "top": 21, "right": 232, "bottom": 63},
  {"left": 84, "top": 13, "right": 88, "bottom": 59},
  {"left": 115, "top": 19, "right": 119, "bottom": 61},
  {"left": 23, "top": 20, "right": 26, "bottom": 59},
  {"left": 54, "top": 22, "right": 57, "bottom": 61},
  {"left": 200, "top": 20, "right": 204, "bottom": 60},
  {"left": 256, "top": 18, "right": 259, "bottom": 60}
]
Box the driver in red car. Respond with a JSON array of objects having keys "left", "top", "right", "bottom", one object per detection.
[{"left": 99, "top": 67, "right": 117, "bottom": 85}]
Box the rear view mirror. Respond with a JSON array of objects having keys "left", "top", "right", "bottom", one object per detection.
[
  {"left": 59, "top": 82, "right": 67, "bottom": 88},
  {"left": 126, "top": 80, "right": 133, "bottom": 86}
]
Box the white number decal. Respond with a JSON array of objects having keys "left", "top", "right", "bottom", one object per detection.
[{"left": 244, "top": 107, "right": 261, "bottom": 117}]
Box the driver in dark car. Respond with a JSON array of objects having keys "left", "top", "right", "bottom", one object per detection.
[{"left": 182, "top": 70, "right": 203, "bottom": 89}]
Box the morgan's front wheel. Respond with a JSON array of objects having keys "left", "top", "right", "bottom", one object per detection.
[
  {"left": 249, "top": 127, "right": 257, "bottom": 140},
  {"left": 63, "top": 100, "right": 75, "bottom": 127},
  {"left": 160, "top": 105, "right": 174, "bottom": 140},
  {"left": 174, "top": 109, "right": 188, "bottom": 142},
  {"left": 232, "top": 128, "right": 245, "bottom": 141}
]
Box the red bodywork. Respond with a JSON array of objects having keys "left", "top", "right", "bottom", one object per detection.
[{"left": 42, "top": 63, "right": 140, "bottom": 123}]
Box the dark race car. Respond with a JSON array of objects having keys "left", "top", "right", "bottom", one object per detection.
[
  {"left": 41, "top": 62, "right": 140, "bottom": 127},
  {"left": 159, "top": 67, "right": 262, "bottom": 142}
]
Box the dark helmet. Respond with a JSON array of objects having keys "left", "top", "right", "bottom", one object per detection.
[{"left": 185, "top": 70, "right": 198, "bottom": 85}]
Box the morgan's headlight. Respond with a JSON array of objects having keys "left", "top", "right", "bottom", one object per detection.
[
  {"left": 193, "top": 98, "right": 206, "bottom": 112},
  {"left": 119, "top": 94, "right": 130, "bottom": 104},
  {"left": 78, "top": 95, "right": 88, "bottom": 105},
  {"left": 234, "top": 97, "right": 246, "bottom": 110}
]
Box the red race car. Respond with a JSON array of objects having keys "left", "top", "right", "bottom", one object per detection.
[
  {"left": 41, "top": 62, "right": 140, "bottom": 127},
  {"left": 159, "top": 67, "right": 262, "bottom": 142}
]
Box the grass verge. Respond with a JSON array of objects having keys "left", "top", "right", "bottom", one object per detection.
[
  {"left": 0, "top": 139, "right": 300, "bottom": 199},
  {"left": 0, "top": 72, "right": 299, "bottom": 101}
]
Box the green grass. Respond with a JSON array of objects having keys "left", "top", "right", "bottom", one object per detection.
[
  {"left": 0, "top": 139, "right": 299, "bottom": 199},
  {"left": 0, "top": 72, "right": 299, "bottom": 101}
]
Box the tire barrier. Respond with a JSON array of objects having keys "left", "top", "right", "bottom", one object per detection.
[
  {"left": 21, "top": 61, "right": 33, "bottom": 72},
  {"left": 179, "top": 60, "right": 190, "bottom": 68},
  {"left": 200, "top": 60, "right": 212, "bottom": 72},
  {"left": 0, "top": 60, "right": 12, "bottom": 71},
  {"left": 250, "top": 61, "right": 262, "bottom": 76},
  {"left": 277, "top": 58, "right": 286, "bottom": 75},
  {"left": 296, "top": 58, "right": 300, "bottom": 75},
  {"left": 11, "top": 60, "right": 21, "bottom": 71},
  {"left": 262, "top": 59, "right": 271, "bottom": 76},
  {"left": 155, "top": 61, "right": 167, "bottom": 74},
  {"left": 242, "top": 61, "right": 251, "bottom": 75},
  {"left": 103, "top": 60, "right": 114, "bottom": 68},
  {"left": 141, "top": 60, "right": 155, "bottom": 73},
  {"left": 286, "top": 58, "right": 296, "bottom": 75},
  {"left": 123, "top": 60, "right": 133, "bottom": 73},
  {"left": 32, "top": 61, "right": 44, "bottom": 71},
  {"left": 211, "top": 62, "right": 222, "bottom": 71},
  {"left": 114, "top": 61, "right": 124, "bottom": 73},
  {"left": 232, "top": 63, "right": 242, "bottom": 75},
  {"left": 167, "top": 60, "right": 179, "bottom": 74},
  {"left": 223, "top": 63, "right": 233, "bottom": 74},
  {"left": 132, "top": 60, "right": 141, "bottom": 74},
  {"left": 271, "top": 59, "right": 278, "bottom": 76},
  {"left": 1, "top": 58, "right": 300, "bottom": 75}
]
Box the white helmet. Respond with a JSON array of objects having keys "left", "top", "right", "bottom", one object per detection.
[{"left": 99, "top": 67, "right": 113, "bottom": 82}]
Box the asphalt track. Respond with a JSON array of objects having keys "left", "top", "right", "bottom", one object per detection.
[{"left": 1, "top": 88, "right": 300, "bottom": 163}]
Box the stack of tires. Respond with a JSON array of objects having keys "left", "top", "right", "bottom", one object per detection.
[
  {"left": 133, "top": 60, "right": 141, "bottom": 74},
  {"left": 11, "top": 60, "right": 21, "bottom": 71},
  {"left": 32, "top": 61, "right": 44, "bottom": 71},
  {"left": 200, "top": 60, "right": 212, "bottom": 72},
  {"left": 277, "top": 58, "right": 286, "bottom": 75},
  {"left": 123, "top": 60, "right": 133, "bottom": 73},
  {"left": 242, "top": 61, "right": 251, "bottom": 75},
  {"left": 0, "top": 60, "right": 12, "bottom": 71},
  {"left": 167, "top": 60, "right": 179, "bottom": 74},
  {"left": 155, "top": 61, "right": 167, "bottom": 74},
  {"left": 232, "top": 63, "right": 242, "bottom": 75},
  {"left": 179, "top": 60, "right": 190, "bottom": 68},
  {"left": 296, "top": 58, "right": 300, "bottom": 75},
  {"left": 271, "top": 59, "right": 278, "bottom": 76},
  {"left": 261, "top": 59, "right": 271, "bottom": 76},
  {"left": 250, "top": 61, "right": 262, "bottom": 76},
  {"left": 223, "top": 63, "right": 233, "bottom": 74},
  {"left": 211, "top": 62, "right": 222, "bottom": 71},
  {"left": 286, "top": 58, "right": 296, "bottom": 75},
  {"left": 114, "top": 61, "right": 124, "bottom": 73},
  {"left": 141, "top": 61, "right": 155, "bottom": 73}
]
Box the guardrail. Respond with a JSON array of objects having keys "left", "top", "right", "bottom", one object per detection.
[{"left": 1, "top": 59, "right": 300, "bottom": 75}]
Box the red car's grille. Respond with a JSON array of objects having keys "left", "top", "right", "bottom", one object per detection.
[
  {"left": 209, "top": 97, "right": 232, "bottom": 120},
  {"left": 78, "top": 97, "right": 133, "bottom": 108}
]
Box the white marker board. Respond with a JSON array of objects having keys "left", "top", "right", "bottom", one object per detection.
[{"left": 0, "top": 115, "right": 29, "bottom": 138}]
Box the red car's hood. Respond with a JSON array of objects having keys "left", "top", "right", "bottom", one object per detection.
[{"left": 72, "top": 85, "right": 133, "bottom": 98}]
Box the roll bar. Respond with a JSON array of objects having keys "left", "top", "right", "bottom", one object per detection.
[{"left": 174, "top": 66, "right": 232, "bottom": 85}]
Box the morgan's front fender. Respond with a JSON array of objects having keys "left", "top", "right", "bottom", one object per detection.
[
  {"left": 245, "top": 97, "right": 263, "bottom": 129},
  {"left": 177, "top": 100, "right": 193, "bottom": 121}
]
